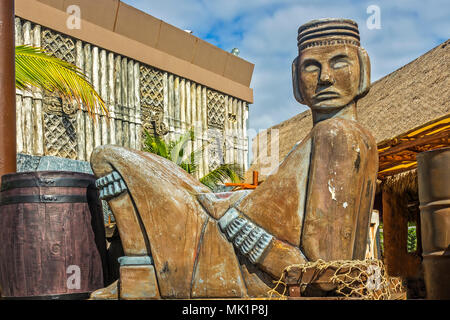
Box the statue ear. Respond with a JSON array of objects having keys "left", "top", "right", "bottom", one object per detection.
[
  {"left": 357, "top": 47, "right": 371, "bottom": 97},
  {"left": 292, "top": 56, "right": 305, "bottom": 104}
]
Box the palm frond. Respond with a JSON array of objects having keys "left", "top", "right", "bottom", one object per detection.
[
  {"left": 142, "top": 129, "right": 170, "bottom": 159},
  {"left": 168, "top": 130, "right": 194, "bottom": 166},
  {"left": 179, "top": 139, "right": 206, "bottom": 175},
  {"left": 179, "top": 160, "right": 198, "bottom": 175},
  {"left": 15, "top": 45, "right": 107, "bottom": 118},
  {"left": 142, "top": 128, "right": 243, "bottom": 190},
  {"left": 199, "top": 164, "right": 243, "bottom": 190}
]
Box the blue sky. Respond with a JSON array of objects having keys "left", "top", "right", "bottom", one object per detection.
[{"left": 123, "top": 0, "right": 449, "bottom": 136}]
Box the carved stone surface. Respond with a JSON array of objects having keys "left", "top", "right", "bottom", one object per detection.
[
  {"left": 207, "top": 89, "right": 226, "bottom": 130},
  {"left": 41, "top": 29, "right": 79, "bottom": 159},
  {"left": 41, "top": 28, "right": 76, "bottom": 63},
  {"left": 89, "top": 18, "right": 378, "bottom": 299},
  {"left": 208, "top": 128, "right": 225, "bottom": 171},
  {"left": 43, "top": 115, "right": 77, "bottom": 159},
  {"left": 42, "top": 95, "right": 78, "bottom": 159},
  {"left": 43, "top": 95, "right": 78, "bottom": 116},
  {"left": 36, "top": 155, "right": 92, "bottom": 173},
  {"left": 16, "top": 153, "right": 41, "bottom": 172},
  {"left": 140, "top": 65, "right": 168, "bottom": 137},
  {"left": 140, "top": 65, "right": 163, "bottom": 107}
]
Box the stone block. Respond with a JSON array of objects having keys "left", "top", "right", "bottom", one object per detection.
[
  {"left": 37, "top": 155, "right": 93, "bottom": 174},
  {"left": 119, "top": 265, "right": 160, "bottom": 300},
  {"left": 17, "top": 153, "right": 41, "bottom": 172}
]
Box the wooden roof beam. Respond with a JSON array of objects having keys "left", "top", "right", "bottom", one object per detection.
[{"left": 379, "top": 129, "right": 450, "bottom": 157}]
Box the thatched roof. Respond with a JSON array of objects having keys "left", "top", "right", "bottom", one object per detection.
[
  {"left": 382, "top": 169, "right": 418, "bottom": 195},
  {"left": 247, "top": 39, "right": 450, "bottom": 182}
]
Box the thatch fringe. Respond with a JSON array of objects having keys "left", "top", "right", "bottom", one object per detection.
[{"left": 381, "top": 169, "right": 418, "bottom": 194}]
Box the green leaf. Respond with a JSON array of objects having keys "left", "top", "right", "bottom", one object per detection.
[
  {"left": 169, "top": 130, "right": 194, "bottom": 166},
  {"left": 199, "top": 164, "right": 243, "bottom": 190},
  {"left": 142, "top": 129, "right": 170, "bottom": 159},
  {"left": 142, "top": 128, "right": 243, "bottom": 190},
  {"left": 407, "top": 226, "right": 417, "bottom": 253}
]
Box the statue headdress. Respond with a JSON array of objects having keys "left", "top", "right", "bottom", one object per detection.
[{"left": 297, "top": 18, "right": 360, "bottom": 52}]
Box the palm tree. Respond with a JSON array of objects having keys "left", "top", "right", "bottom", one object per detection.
[
  {"left": 142, "top": 129, "right": 243, "bottom": 190},
  {"left": 15, "top": 45, "right": 106, "bottom": 118}
]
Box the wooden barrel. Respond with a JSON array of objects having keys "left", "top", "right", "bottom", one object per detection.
[
  {"left": 417, "top": 148, "right": 450, "bottom": 300},
  {"left": 0, "top": 171, "right": 108, "bottom": 299}
]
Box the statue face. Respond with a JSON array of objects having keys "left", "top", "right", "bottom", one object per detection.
[{"left": 298, "top": 44, "right": 361, "bottom": 111}]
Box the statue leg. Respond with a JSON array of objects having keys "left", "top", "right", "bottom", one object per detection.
[{"left": 90, "top": 145, "right": 247, "bottom": 299}]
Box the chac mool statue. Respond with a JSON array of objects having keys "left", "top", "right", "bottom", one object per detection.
[{"left": 90, "top": 18, "right": 378, "bottom": 299}]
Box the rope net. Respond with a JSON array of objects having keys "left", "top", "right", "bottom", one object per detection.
[{"left": 267, "top": 259, "right": 404, "bottom": 300}]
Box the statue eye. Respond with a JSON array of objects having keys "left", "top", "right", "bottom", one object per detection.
[
  {"left": 332, "top": 60, "right": 349, "bottom": 69},
  {"left": 303, "top": 63, "right": 320, "bottom": 72}
]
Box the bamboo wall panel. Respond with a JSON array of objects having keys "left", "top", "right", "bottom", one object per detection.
[{"left": 15, "top": 19, "right": 249, "bottom": 177}]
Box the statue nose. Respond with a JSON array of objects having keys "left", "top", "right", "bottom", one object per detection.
[{"left": 319, "top": 67, "right": 334, "bottom": 84}]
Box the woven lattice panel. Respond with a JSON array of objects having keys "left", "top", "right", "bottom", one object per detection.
[
  {"left": 140, "top": 65, "right": 164, "bottom": 107},
  {"left": 43, "top": 114, "right": 78, "bottom": 159},
  {"left": 43, "top": 96, "right": 78, "bottom": 159},
  {"left": 140, "top": 65, "right": 167, "bottom": 138},
  {"left": 41, "top": 28, "right": 76, "bottom": 63},
  {"left": 207, "top": 89, "right": 226, "bottom": 130},
  {"left": 41, "top": 28, "right": 78, "bottom": 159}
]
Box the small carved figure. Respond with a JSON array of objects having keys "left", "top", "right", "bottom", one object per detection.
[{"left": 90, "top": 18, "right": 378, "bottom": 299}]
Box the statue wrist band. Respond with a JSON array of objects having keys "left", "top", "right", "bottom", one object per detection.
[{"left": 219, "top": 208, "right": 273, "bottom": 264}]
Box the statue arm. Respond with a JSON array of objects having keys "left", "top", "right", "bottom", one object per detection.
[
  {"left": 219, "top": 208, "right": 307, "bottom": 279},
  {"left": 257, "top": 238, "right": 307, "bottom": 279}
]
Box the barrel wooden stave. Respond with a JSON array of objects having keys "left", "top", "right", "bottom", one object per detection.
[
  {"left": 0, "top": 171, "right": 107, "bottom": 299},
  {"left": 417, "top": 148, "right": 450, "bottom": 300}
]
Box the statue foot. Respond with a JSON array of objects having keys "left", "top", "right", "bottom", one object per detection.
[
  {"left": 89, "top": 280, "right": 119, "bottom": 300},
  {"left": 119, "top": 263, "right": 160, "bottom": 300}
]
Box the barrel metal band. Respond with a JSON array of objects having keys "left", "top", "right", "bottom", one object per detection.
[
  {"left": 419, "top": 199, "right": 450, "bottom": 209},
  {"left": 3, "top": 292, "right": 91, "bottom": 300},
  {"left": 1, "top": 178, "right": 94, "bottom": 191},
  {"left": 0, "top": 195, "right": 88, "bottom": 205}
]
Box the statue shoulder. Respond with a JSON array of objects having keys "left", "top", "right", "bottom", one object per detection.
[{"left": 311, "top": 118, "right": 377, "bottom": 150}]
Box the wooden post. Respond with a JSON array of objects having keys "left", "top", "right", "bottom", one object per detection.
[
  {"left": 0, "top": 0, "right": 16, "bottom": 176},
  {"left": 253, "top": 171, "right": 259, "bottom": 186},
  {"left": 382, "top": 186, "right": 421, "bottom": 278}
]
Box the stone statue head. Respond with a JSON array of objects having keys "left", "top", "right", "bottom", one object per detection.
[{"left": 292, "top": 19, "right": 371, "bottom": 115}]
